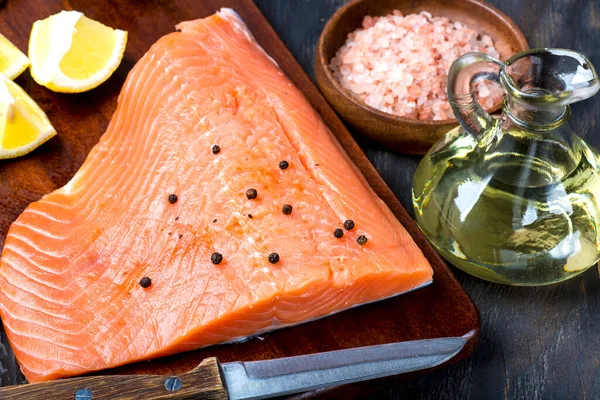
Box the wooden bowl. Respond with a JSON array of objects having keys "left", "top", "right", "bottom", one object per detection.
[{"left": 315, "top": 0, "right": 528, "bottom": 154}]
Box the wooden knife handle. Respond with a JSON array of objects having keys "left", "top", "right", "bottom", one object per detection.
[{"left": 0, "top": 358, "right": 228, "bottom": 400}]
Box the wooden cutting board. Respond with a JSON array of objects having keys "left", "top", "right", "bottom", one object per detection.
[{"left": 0, "top": 0, "right": 480, "bottom": 397}]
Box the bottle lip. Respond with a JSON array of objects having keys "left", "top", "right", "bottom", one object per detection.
[
  {"left": 500, "top": 48, "right": 599, "bottom": 106},
  {"left": 502, "top": 99, "right": 571, "bottom": 132}
]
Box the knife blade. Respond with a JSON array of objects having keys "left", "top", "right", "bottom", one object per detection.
[
  {"left": 0, "top": 336, "right": 466, "bottom": 399},
  {"left": 223, "top": 336, "right": 466, "bottom": 399}
]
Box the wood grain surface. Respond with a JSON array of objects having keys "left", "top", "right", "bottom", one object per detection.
[
  {"left": 0, "top": 358, "right": 228, "bottom": 400},
  {"left": 0, "top": 0, "right": 479, "bottom": 398},
  {"left": 252, "top": 0, "right": 600, "bottom": 399}
]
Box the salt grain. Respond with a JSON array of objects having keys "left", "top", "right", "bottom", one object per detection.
[{"left": 329, "top": 11, "right": 504, "bottom": 121}]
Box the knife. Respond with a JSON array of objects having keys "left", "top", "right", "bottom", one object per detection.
[{"left": 0, "top": 336, "right": 466, "bottom": 399}]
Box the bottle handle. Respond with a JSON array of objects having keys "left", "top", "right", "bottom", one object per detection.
[{"left": 447, "top": 53, "right": 503, "bottom": 137}]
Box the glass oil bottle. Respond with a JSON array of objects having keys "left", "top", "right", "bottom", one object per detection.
[{"left": 413, "top": 49, "right": 600, "bottom": 285}]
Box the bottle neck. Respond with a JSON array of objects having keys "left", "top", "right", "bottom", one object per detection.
[{"left": 503, "top": 96, "right": 570, "bottom": 132}]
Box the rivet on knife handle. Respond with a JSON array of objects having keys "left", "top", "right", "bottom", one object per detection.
[{"left": 0, "top": 357, "right": 228, "bottom": 400}]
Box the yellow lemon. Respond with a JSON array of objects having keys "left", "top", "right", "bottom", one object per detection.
[
  {"left": 29, "top": 10, "right": 127, "bottom": 93},
  {"left": 0, "top": 74, "right": 57, "bottom": 159},
  {"left": 0, "top": 33, "right": 30, "bottom": 80}
]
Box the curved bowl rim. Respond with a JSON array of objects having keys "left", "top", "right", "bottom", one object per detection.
[{"left": 316, "top": 0, "right": 530, "bottom": 126}]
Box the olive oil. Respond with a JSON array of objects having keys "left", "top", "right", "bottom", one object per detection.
[
  {"left": 414, "top": 49, "right": 600, "bottom": 285},
  {"left": 413, "top": 127, "right": 600, "bottom": 285}
]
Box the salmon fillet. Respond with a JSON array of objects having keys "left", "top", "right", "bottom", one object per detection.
[{"left": 0, "top": 9, "right": 433, "bottom": 382}]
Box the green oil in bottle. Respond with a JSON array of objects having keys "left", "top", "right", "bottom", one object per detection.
[{"left": 413, "top": 126, "right": 600, "bottom": 285}]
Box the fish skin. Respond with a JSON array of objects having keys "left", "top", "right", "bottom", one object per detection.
[{"left": 0, "top": 9, "right": 433, "bottom": 382}]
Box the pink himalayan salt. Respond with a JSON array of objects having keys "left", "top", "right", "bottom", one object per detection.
[{"left": 329, "top": 10, "right": 504, "bottom": 121}]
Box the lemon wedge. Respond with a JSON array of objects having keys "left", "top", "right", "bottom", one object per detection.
[
  {"left": 29, "top": 10, "right": 127, "bottom": 93},
  {"left": 0, "top": 33, "right": 30, "bottom": 80},
  {"left": 0, "top": 74, "right": 56, "bottom": 159}
]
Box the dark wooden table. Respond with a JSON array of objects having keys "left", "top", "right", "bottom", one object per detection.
[{"left": 252, "top": 0, "right": 600, "bottom": 399}]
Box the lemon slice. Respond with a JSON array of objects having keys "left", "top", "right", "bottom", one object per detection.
[
  {"left": 29, "top": 10, "right": 127, "bottom": 93},
  {"left": 0, "top": 74, "right": 57, "bottom": 159},
  {"left": 0, "top": 33, "right": 30, "bottom": 80}
]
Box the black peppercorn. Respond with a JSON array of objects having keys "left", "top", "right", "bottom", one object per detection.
[
  {"left": 168, "top": 194, "right": 178, "bottom": 204},
  {"left": 212, "top": 144, "right": 220, "bottom": 154},
  {"left": 344, "top": 220, "right": 355, "bottom": 230},
  {"left": 211, "top": 252, "right": 223, "bottom": 265},
  {"left": 139, "top": 277, "right": 152, "bottom": 288},
  {"left": 279, "top": 160, "right": 289, "bottom": 169},
  {"left": 334, "top": 228, "right": 344, "bottom": 238},
  {"left": 246, "top": 188, "right": 258, "bottom": 200},
  {"left": 268, "top": 253, "right": 280, "bottom": 264},
  {"left": 357, "top": 235, "right": 368, "bottom": 245},
  {"left": 248, "top": 214, "right": 253, "bottom": 219},
  {"left": 282, "top": 204, "right": 292, "bottom": 215}
]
